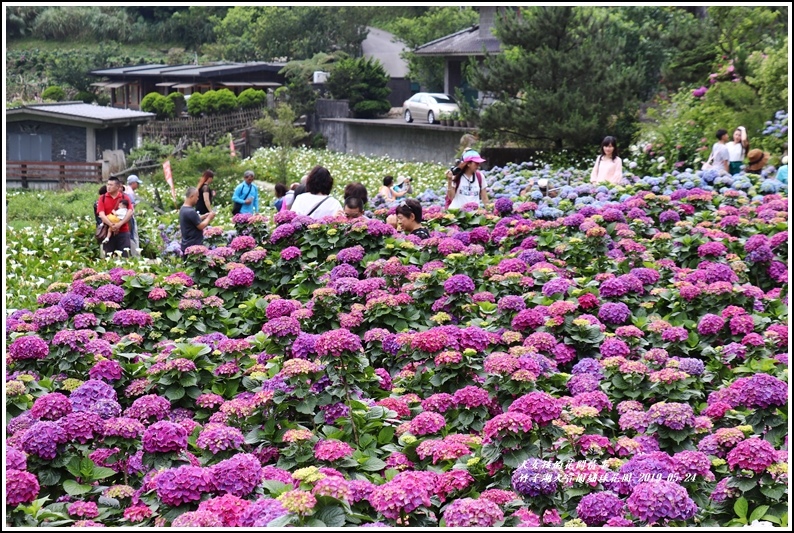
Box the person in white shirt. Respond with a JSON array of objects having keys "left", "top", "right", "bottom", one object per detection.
[
  {"left": 726, "top": 126, "right": 749, "bottom": 175},
  {"left": 289, "top": 165, "right": 343, "bottom": 219},
  {"left": 708, "top": 129, "right": 730, "bottom": 174},
  {"left": 124, "top": 175, "right": 143, "bottom": 256},
  {"left": 445, "top": 149, "right": 489, "bottom": 210},
  {"left": 590, "top": 136, "right": 623, "bottom": 185}
]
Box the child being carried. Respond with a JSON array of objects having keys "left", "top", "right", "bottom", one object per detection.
[{"left": 102, "top": 199, "right": 130, "bottom": 244}]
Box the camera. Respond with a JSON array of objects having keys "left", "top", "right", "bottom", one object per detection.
[{"left": 449, "top": 158, "right": 463, "bottom": 177}]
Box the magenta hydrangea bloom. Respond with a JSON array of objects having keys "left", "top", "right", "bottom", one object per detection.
[
  {"left": 337, "top": 245, "right": 366, "bottom": 264},
  {"left": 111, "top": 309, "right": 152, "bottom": 328},
  {"left": 737, "top": 373, "right": 788, "bottom": 409},
  {"left": 102, "top": 417, "right": 145, "bottom": 439},
  {"left": 8, "top": 335, "right": 49, "bottom": 361},
  {"left": 369, "top": 471, "right": 438, "bottom": 519},
  {"left": 261, "top": 316, "right": 301, "bottom": 337},
  {"left": 409, "top": 412, "right": 447, "bottom": 435},
  {"left": 443, "top": 497, "right": 504, "bottom": 527},
  {"left": 60, "top": 411, "right": 104, "bottom": 443},
  {"left": 197, "top": 493, "right": 251, "bottom": 527},
  {"left": 312, "top": 475, "right": 351, "bottom": 500},
  {"left": 6, "top": 469, "right": 40, "bottom": 507},
  {"left": 315, "top": 328, "right": 362, "bottom": 357},
  {"left": 125, "top": 394, "right": 171, "bottom": 422},
  {"left": 196, "top": 424, "right": 245, "bottom": 454},
  {"left": 598, "top": 302, "right": 631, "bottom": 324},
  {"left": 228, "top": 266, "right": 255, "bottom": 287},
  {"left": 31, "top": 392, "right": 73, "bottom": 421},
  {"left": 89, "top": 359, "right": 123, "bottom": 382},
  {"left": 482, "top": 411, "right": 533, "bottom": 442},
  {"left": 726, "top": 438, "right": 778, "bottom": 473},
  {"left": 172, "top": 510, "right": 223, "bottom": 527},
  {"left": 239, "top": 498, "right": 289, "bottom": 527},
  {"left": 6, "top": 447, "right": 27, "bottom": 471},
  {"left": 68, "top": 501, "right": 99, "bottom": 518},
  {"left": 627, "top": 481, "right": 697, "bottom": 525},
  {"left": 210, "top": 453, "right": 264, "bottom": 497},
  {"left": 142, "top": 421, "right": 188, "bottom": 453},
  {"left": 314, "top": 439, "right": 354, "bottom": 461},
  {"left": 508, "top": 391, "right": 562, "bottom": 426}
]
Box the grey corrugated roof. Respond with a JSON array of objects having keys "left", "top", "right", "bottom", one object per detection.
[
  {"left": 91, "top": 62, "right": 287, "bottom": 79},
  {"left": 7, "top": 102, "right": 155, "bottom": 125},
  {"left": 414, "top": 25, "right": 502, "bottom": 57},
  {"left": 362, "top": 26, "right": 409, "bottom": 78}
]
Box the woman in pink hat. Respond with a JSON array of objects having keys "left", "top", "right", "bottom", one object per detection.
[{"left": 446, "top": 149, "right": 489, "bottom": 209}]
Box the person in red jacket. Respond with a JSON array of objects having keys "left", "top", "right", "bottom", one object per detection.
[{"left": 96, "top": 176, "right": 134, "bottom": 257}]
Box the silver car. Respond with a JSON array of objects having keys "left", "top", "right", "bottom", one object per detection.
[{"left": 403, "top": 93, "right": 459, "bottom": 124}]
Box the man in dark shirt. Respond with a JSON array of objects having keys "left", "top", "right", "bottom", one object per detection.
[{"left": 179, "top": 187, "right": 216, "bottom": 252}]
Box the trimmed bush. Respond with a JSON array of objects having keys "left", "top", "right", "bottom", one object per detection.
[
  {"left": 74, "top": 90, "right": 95, "bottom": 104},
  {"left": 186, "top": 92, "right": 205, "bottom": 116},
  {"left": 237, "top": 88, "right": 266, "bottom": 109},
  {"left": 41, "top": 85, "right": 65, "bottom": 102}
]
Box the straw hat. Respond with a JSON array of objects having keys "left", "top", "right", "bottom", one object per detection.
[{"left": 746, "top": 149, "right": 770, "bottom": 172}]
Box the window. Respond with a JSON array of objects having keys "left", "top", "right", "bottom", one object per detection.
[{"left": 7, "top": 133, "right": 52, "bottom": 161}]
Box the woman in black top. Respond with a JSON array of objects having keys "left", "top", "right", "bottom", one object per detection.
[
  {"left": 195, "top": 169, "right": 216, "bottom": 215},
  {"left": 395, "top": 199, "right": 430, "bottom": 239}
]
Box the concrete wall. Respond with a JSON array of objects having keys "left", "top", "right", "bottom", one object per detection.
[{"left": 320, "top": 119, "right": 469, "bottom": 164}]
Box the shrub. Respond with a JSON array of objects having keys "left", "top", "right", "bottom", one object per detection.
[
  {"left": 141, "top": 92, "right": 176, "bottom": 120},
  {"left": 166, "top": 92, "right": 186, "bottom": 115},
  {"left": 41, "top": 86, "right": 65, "bottom": 102},
  {"left": 187, "top": 92, "right": 205, "bottom": 116},
  {"left": 326, "top": 57, "right": 391, "bottom": 119},
  {"left": 203, "top": 89, "right": 238, "bottom": 114},
  {"left": 74, "top": 90, "right": 95, "bottom": 104},
  {"left": 237, "top": 88, "right": 266, "bottom": 109}
]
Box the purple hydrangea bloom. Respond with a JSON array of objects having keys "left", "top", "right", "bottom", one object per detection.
[
  {"left": 21, "top": 421, "right": 68, "bottom": 460},
  {"left": 59, "top": 411, "right": 104, "bottom": 443},
  {"left": 542, "top": 277, "right": 571, "bottom": 297},
  {"left": 444, "top": 274, "right": 476, "bottom": 294},
  {"left": 443, "top": 497, "right": 504, "bottom": 527},
  {"left": 239, "top": 498, "right": 289, "bottom": 527},
  {"left": 577, "top": 492, "right": 625, "bottom": 526},
  {"left": 315, "top": 328, "right": 362, "bottom": 357},
  {"left": 58, "top": 292, "right": 85, "bottom": 315},
  {"left": 155, "top": 465, "right": 212, "bottom": 506},
  {"left": 95, "top": 284, "right": 125, "bottom": 303},
  {"left": 336, "top": 245, "right": 365, "bottom": 264},
  {"left": 7, "top": 469, "right": 40, "bottom": 506},
  {"left": 70, "top": 380, "right": 117, "bottom": 412},
  {"left": 598, "top": 302, "right": 631, "bottom": 324},
  {"left": 9, "top": 335, "right": 49, "bottom": 361},
  {"left": 627, "top": 481, "right": 697, "bottom": 524},
  {"left": 261, "top": 316, "right": 301, "bottom": 338},
  {"left": 210, "top": 453, "right": 264, "bottom": 497},
  {"left": 6, "top": 447, "right": 27, "bottom": 471},
  {"left": 512, "top": 458, "right": 560, "bottom": 497},
  {"left": 31, "top": 392, "right": 73, "bottom": 420}
]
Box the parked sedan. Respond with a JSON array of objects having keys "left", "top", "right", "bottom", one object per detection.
[{"left": 403, "top": 93, "right": 459, "bottom": 124}]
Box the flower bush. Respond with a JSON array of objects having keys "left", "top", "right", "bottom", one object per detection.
[{"left": 4, "top": 152, "right": 789, "bottom": 527}]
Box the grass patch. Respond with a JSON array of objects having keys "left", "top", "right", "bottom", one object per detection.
[{"left": 6, "top": 184, "right": 102, "bottom": 224}]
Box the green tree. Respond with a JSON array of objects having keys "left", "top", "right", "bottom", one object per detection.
[
  {"left": 326, "top": 57, "right": 391, "bottom": 119},
  {"left": 707, "top": 7, "right": 786, "bottom": 79},
  {"left": 255, "top": 103, "right": 308, "bottom": 183},
  {"left": 383, "top": 7, "right": 478, "bottom": 91},
  {"left": 746, "top": 36, "right": 788, "bottom": 114},
  {"left": 47, "top": 46, "right": 119, "bottom": 94},
  {"left": 472, "top": 7, "right": 646, "bottom": 149}
]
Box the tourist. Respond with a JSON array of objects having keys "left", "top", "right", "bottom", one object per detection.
[
  {"left": 378, "top": 176, "right": 408, "bottom": 203},
  {"left": 289, "top": 165, "right": 342, "bottom": 219},
  {"left": 775, "top": 155, "right": 788, "bottom": 186},
  {"left": 232, "top": 170, "right": 259, "bottom": 214},
  {"left": 746, "top": 148, "right": 770, "bottom": 175},
  {"left": 395, "top": 199, "right": 430, "bottom": 239},
  {"left": 124, "top": 174, "right": 143, "bottom": 257},
  {"left": 281, "top": 183, "right": 298, "bottom": 211},
  {"left": 274, "top": 183, "right": 288, "bottom": 211},
  {"left": 590, "top": 136, "right": 623, "bottom": 185},
  {"left": 336, "top": 182, "right": 369, "bottom": 217},
  {"left": 195, "top": 169, "right": 215, "bottom": 215},
  {"left": 445, "top": 149, "right": 489, "bottom": 209},
  {"left": 343, "top": 196, "right": 366, "bottom": 219},
  {"left": 726, "top": 126, "right": 749, "bottom": 175},
  {"left": 96, "top": 177, "right": 134, "bottom": 257},
  {"left": 180, "top": 186, "right": 216, "bottom": 252},
  {"left": 706, "top": 129, "right": 730, "bottom": 174}
]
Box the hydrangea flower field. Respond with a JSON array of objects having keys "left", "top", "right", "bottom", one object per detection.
[{"left": 5, "top": 163, "right": 789, "bottom": 527}]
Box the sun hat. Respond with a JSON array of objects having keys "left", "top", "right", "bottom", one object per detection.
[
  {"left": 746, "top": 149, "right": 770, "bottom": 172},
  {"left": 126, "top": 175, "right": 142, "bottom": 184},
  {"left": 462, "top": 149, "right": 486, "bottom": 163},
  {"left": 396, "top": 175, "right": 410, "bottom": 186}
]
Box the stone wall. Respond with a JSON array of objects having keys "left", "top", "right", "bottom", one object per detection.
[{"left": 7, "top": 120, "right": 86, "bottom": 162}]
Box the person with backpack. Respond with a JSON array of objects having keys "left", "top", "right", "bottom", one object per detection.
[
  {"left": 445, "top": 149, "right": 489, "bottom": 210},
  {"left": 232, "top": 170, "right": 259, "bottom": 215}
]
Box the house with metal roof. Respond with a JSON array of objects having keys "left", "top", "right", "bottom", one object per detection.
[
  {"left": 6, "top": 102, "right": 155, "bottom": 188},
  {"left": 90, "top": 62, "right": 287, "bottom": 110},
  {"left": 414, "top": 6, "right": 510, "bottom": 98}
]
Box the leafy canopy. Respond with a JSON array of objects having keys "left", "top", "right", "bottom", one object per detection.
[{"left": 473, "top": 6, "right": 646, "bottom": 149}]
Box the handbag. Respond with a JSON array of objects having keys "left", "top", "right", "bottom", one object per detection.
[
  {"left": 701, "top": 153, "right": 714, "bottom": 171},
  {"left": 95, "top": 224, "right": 109, "bottom": 243},
  {"left": 232, "top": 183, "right": 252, "bottom": 215}
]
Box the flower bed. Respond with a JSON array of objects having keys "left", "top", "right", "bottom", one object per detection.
[{"left": 5, "top": 168, "right": 789, "bottom": 527}]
